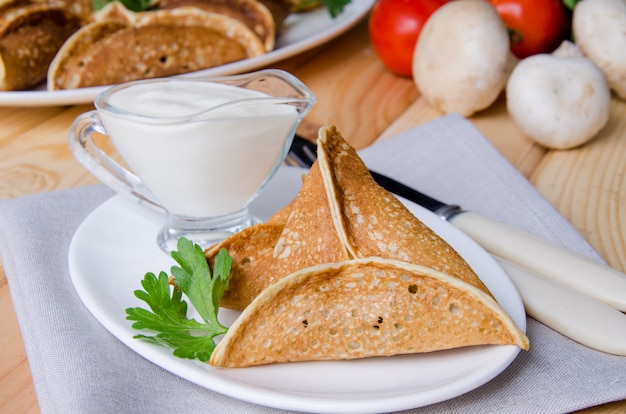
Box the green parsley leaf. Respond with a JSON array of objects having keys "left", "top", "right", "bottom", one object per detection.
[
  {"left": 125, "top": 238, "right": 232, "bottom": 362},
  {"left": 92, "top": 0, "right": 153, "bottom": 12},
  {"left": 322, "top": 0, "right": 352, "bottom": 18},
  {"left": 171, "top": 238, "right": 231, "bottom": 329}
]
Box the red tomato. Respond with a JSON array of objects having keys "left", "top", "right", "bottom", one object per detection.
[
  {"left": 489, "top": 0, "right": 572, "bottom": 59},
  {"left": 369, "top": 0, "right": 449, "bottom": 77}
]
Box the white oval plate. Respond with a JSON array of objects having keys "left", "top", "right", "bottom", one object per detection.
[
  {"left": 0, "top": 0, "right": 374, "bottom": 107},
  {"left": 68, "top": 166, "right": 526, "bottom": 414}
]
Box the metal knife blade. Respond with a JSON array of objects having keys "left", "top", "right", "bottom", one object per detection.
[{"left": 288, "top": 134, "right": 626, "bottom": 313}]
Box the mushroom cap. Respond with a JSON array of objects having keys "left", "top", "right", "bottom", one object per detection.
[
  {"left": 506, "top": 54, "right": 611, "bottom": 150},
  {"left": 412, "top": 0, "right": 510, "bottom": 117},
  {"left": 573, "top": 0, "right": 626, "bottom": 100}
]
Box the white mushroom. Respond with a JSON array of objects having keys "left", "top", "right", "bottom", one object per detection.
[
  {"left": 506, "top": 41, "right": 611, "bottom": 150},
  {"left": 573, "top": 0, "right": 626, "bottom": 100},
  {"left": 412, "top": 0, "right": 511, "bottom": 117}
]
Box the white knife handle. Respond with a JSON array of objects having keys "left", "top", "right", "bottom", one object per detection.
[
  {"left": 450, "top": 211, "right": 626, "bottom": 311},
  {"left": 495, "top": 257, "right": 626, "bottom": 356}
]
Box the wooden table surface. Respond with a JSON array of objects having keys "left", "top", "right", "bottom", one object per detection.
[{"left": 1, "top": 17, "right": 625, "bottom": 414}]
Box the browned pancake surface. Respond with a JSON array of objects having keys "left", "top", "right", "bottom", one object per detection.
[
  {"left": 48, "top": 7, "right": 265, "bottom": 90},
  {"left": 207, "top": 223, "right": 285, "bottom": 310},
  {"left": 210, "top": 257, "right": 529, "bottom": 367},
  {"left": 205, "top": 164, "right": 348, "bottom": 311},
  {"left": 0, "top": 2, "right": 84, "bottom": 90},
  {"left": 317, "top": 125, "right": 492, "bottom": 296},
  {"left": 158, "top": 0, "right": 275, "bottom": 51},
  {"left": 204, "top": 125, "right": 529, "bottom": 367},
  {"left": 267, "top": 162, "right": 350, "bottom": 285},
  {"left": 206, "top": 125, "right": 493, "bottom": 309}
]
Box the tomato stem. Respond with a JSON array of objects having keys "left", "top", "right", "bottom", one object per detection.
[
  {"left": 561, "top": 0, "right": 580, "bottom": 11},
  {"left": 507, "top": 28, "right": 523, "bottom": 45}
]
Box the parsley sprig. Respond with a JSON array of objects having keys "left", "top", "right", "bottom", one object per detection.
[
  {"left": 320, "top": 0, "right": 352, "bottom": 17},
  {"left": 125, "top": 238, "right": 231, "bottom": 362}
]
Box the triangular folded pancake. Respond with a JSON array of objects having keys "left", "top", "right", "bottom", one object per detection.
[
  {"left": 210, "top": 257, "right": 529, "bottom": 367},
  {"left": 206, "top": 223, "right": 284, "bottom": 311},
  {"left": 204, "top": 202, "right": 290, "bottom": 310},
  {"left": 206, "top": 125, "right": 529, "bottom": 366},
  {"left": 317, "top": 125, "right": 492, "bottom": 296},
  {"left": 158, "top": 0, "right": 276, "bottom": 51},
  {"left": 207, "top": 125, "right": 491, "bottom": 310},
  {"left": 47, "top": 5, "right": 265, "bottom": 90},
  {"left": 266, "top": 161, "right": 350, "bottom": 283},
  {"left": 206, "top": 162, "right": 350, "bottom": 310},
  {"left": 0, "top": 0, "right": 84, "bottom": 90}
]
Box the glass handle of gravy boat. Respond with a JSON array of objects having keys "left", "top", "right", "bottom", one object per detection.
[{"left": 68, "top": 110, "right": 164, "bottom": 213}]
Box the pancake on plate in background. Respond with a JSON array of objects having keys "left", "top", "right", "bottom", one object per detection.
[
  {"left": 0, "top": 0, "right": 87, "bottom": 91},
  {"left": 47, "top": 2, "right": 266, "bottom": 90}
]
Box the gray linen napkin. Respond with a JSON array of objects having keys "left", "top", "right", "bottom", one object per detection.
[{"left": 1, "top": 114, "right": 625, "bottom": 414}]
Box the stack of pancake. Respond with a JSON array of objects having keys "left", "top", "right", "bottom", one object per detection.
[
  {"left": 206, "top": 125, "right": 530, "bottom": 368},
  {"left": 0, "top": 0, "right": 306, "bottom": 91}
]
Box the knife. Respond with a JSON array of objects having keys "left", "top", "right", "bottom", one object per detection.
[
  {"left": 495, "top": 258, "right": 626, "bottom": 355},
  {"left": 288, "top": 134, "right": 626, "bottom": 312}
]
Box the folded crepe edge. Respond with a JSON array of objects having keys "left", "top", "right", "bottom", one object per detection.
[
  {"left": 316, "top": 124, "right": 495, "bottom": 297},
  {"left": 157, "top": 0, "right": 276, "bottom": 51},
  {"left": 210, "top": 256, "right": 529, "bottom": 368},
  {"left": 316, "top": 126, "right": 355, "bottom": 259},
  {"left": 47, "top": 6, "right": 266, "bottom": 90}
]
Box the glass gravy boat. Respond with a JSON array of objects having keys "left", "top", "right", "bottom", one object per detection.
[{"left": 69, "top": 69, "right": 316, "bottom": 252}]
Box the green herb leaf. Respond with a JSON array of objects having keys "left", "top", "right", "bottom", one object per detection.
[
  {"left": 91, "top": 0, "right": 153, "bottom": 12},
  {"left": 125, "top": 238, "right": 231, "bottom": 362},
  {"left": 322, "top": 0, "right": 352, "bottom": 17},
  {"left": 171, "top": 238, "right": 231, "bottom": 329}
]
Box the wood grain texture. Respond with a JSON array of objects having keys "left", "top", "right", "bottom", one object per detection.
[
  {"left": 1, "top": 15, "right": 625, "bottom": 414},
  {"left": 531, "top": 98, "right": 626, "bottom": 273},
  {"left": 0, "top": 105, "right": 99, "bottom": 199}
]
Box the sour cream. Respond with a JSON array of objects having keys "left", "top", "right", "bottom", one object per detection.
[{"left": 98, "top": 80, "right": 300, "bottom": 218}]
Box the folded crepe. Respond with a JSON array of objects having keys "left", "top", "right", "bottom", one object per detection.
[
  {"left": 0, "top": 0, "right": 85, "bottom": 91},
  {"left": 210, "top": 257, "right": 529, "bottom": 367},
  {"left": 206, "top": 161, "right": 351, "bottom": 310},
  {"left": 204, "top": 223, "right": 285, "bottom": 311},
  {"left": 207, "top": 125, "right": 491, "bottom": 310},
  {"left": 317, "top": 125, "right": 491, "bottom": 294},
  {"left": 207, "top": 125, "right": 529, "bottom": 367},
  {"left": 158, "top": 0, "right": 276, "bottom": 51},
  {"left": 47, "top": 5, "right": 266, "bottom": 90}
]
